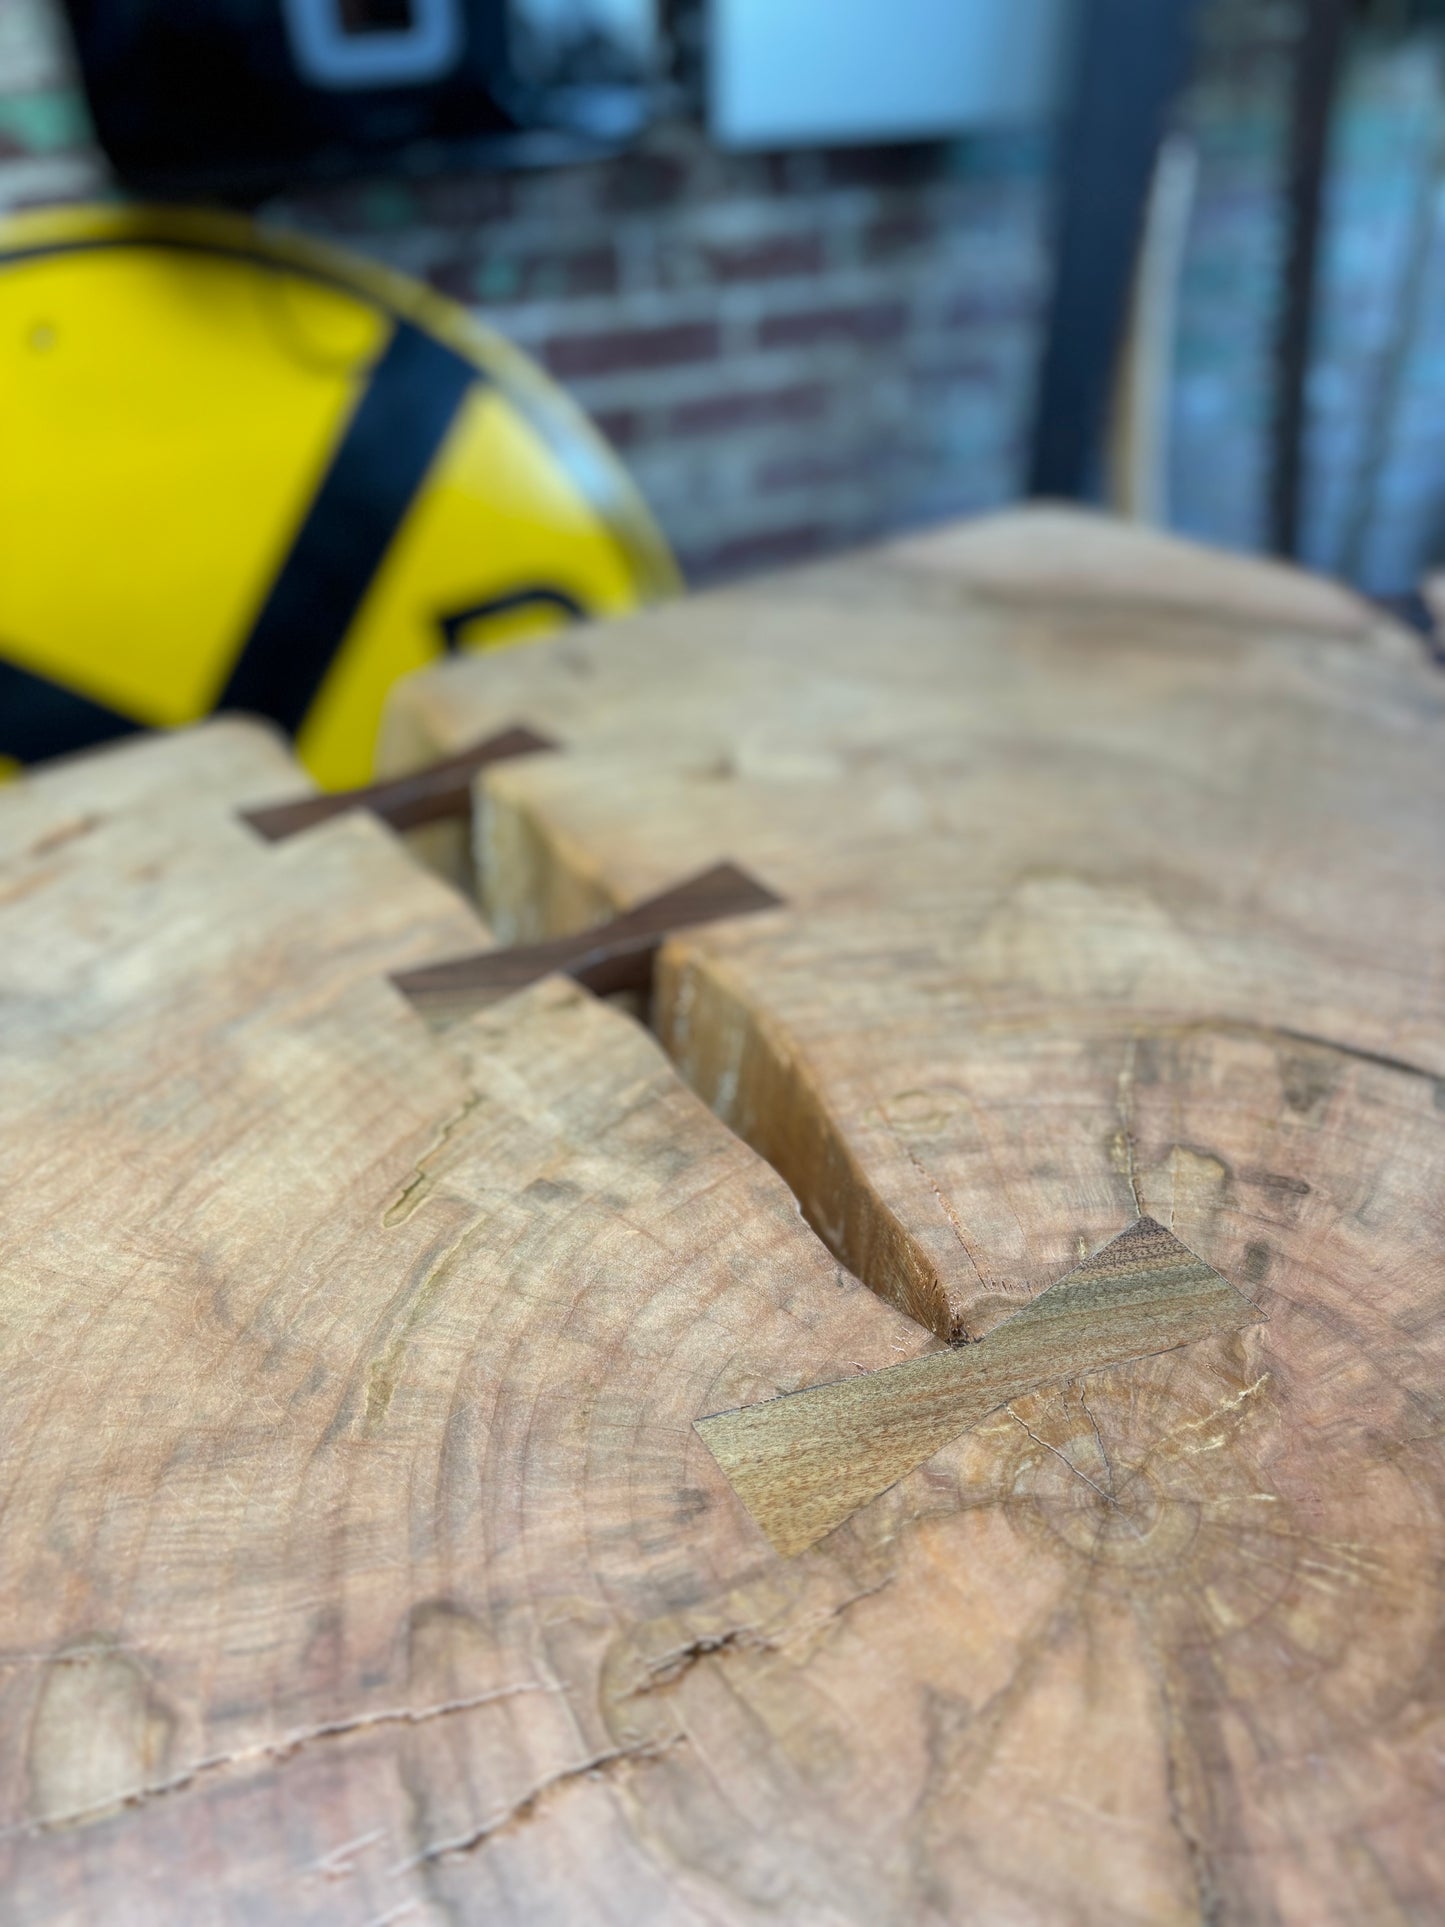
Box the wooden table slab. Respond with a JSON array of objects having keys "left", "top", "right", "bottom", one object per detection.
[
  {"left": 2, "top": 503, "right": 1442, "bottom": 1923},
  {"left": 379, "top": 506, "right": 1445, "bottom": 1920},
  {"left": 384, "top": 505, "right": 1445, "bottom": 1322},
  {"left": 0, "top": 723, "right": 932, "bottom": 1922}
]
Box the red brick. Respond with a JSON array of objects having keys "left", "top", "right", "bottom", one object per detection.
[
  {"left": 682, "top": 524, "right": 834, "bottom": 583},
  {"left": 603, "top": 152, "right": 696, "bottom": 212},
  {"left": 702, "top": 233, "right": 826, "bottom": 282},
  {"left": 542, "top": 320, "right": 721, "bottom": 380},
  {"left": 755, "top": 451, "right": 855, "bottom": 492},
  {"left": 861, "top": 211, "right": 938, "bottom": 262},
  {"left": 667, "top": 383, "right": 830, "bottom": 438},
  {"left": 757, "top": 301, "right": 909, "bottom": 351},
  {"left": 652, "top": 230, "right": 826, "bottom": 290},
  {"left": 590, "top": 407, "right": 644, "bottom": 450}
]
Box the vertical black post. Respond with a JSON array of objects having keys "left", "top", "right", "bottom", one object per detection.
[
  {"left": 1271, "top": 0, "right": 1350, "bottom": 557},
  {"left": 1028, "top": 0, "right": 1204, "bottom": 500}
]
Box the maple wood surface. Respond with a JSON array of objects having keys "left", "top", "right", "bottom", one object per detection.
[
  {"left": 378, "top": 506, "right": 1445, "bottom": 1920},
  {"left": 385, "top": 506, "right": 1445, "bottom": 1322},
  {"left": 1, "top": 505, "right": 1441, "bottom": 1923},
  {"left": 0, "top": 724, "right": 940, "bottom": 1922}
]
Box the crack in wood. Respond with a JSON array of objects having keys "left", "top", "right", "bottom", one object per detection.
[
  {"left": 392, "top": 1737, "right": 685, "bottom": 1872},
  {"left": 1005, "top": 1406, "right": 1145, "bottom": 1537},
  {"left": 16, "top": 1682, "right": 553, "bottom": 1838}
]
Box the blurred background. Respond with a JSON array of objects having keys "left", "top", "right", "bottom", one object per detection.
[{"left": 2, "top": 0, "right": 1443, "bottom": 777}]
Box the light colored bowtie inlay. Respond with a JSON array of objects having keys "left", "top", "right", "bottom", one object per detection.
[{"left": 697, "top": 1217, "right": 1262, "bottom": 1556}]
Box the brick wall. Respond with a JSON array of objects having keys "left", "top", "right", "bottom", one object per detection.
[
  {"left": 1169, "top": 1, "right": 1445, "bottom": 591},
  {"left": 269, "top": 132, "right": 1050, "bottom": 580},
  {"left": 2, "top": 0, "right": 1444, "bottom": 594}
]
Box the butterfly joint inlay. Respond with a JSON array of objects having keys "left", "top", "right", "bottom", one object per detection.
[{"left": 696, "top": 1218, "right": 1262, "bottom": 1556}]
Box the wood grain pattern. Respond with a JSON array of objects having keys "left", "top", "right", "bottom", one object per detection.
[
  {"left": 698, "top": 1218, "right": 1261, "bottom": 1555},
  {"left": 374, "top": 504, "right": 1445, "bottom": 1919},
  {"left": 4, "top": 502, "right": 1444, "bottom": 1923},
  {"left": 384, "top": 504, "right": 1445, "bottom": 1332},
  {"left": 0, "top": 721, "right": 945, "bottom": 1923}
]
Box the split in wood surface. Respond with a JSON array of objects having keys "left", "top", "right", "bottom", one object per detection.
[
  {"left": 360, "top": 504, "right": 1445, "bottom": 1919},
  {"left": 385, "top": 503, "right": 1445, "bottom": 1335}
]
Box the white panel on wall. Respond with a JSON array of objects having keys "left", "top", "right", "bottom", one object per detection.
[
  {"left": 512, "top": 0, "right": 659, "bottom": 72},
  {"left": 709, "top": 0, "right": 1073, "bottom": 149}
]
